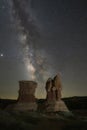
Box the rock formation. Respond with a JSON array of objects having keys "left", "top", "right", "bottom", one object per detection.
[
  {"left": 18, "top": 81, "right": 37, "bottom": 103},
  {"left": 13, "top": 81, "right": 37, "bottom": 111},
  {"left": 45, "top": 74, "right": 69, "bottom": 112},
  {"left": 6, "top": 74, "right": 69, "bottom": 113}
]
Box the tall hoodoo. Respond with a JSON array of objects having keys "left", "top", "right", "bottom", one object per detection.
[{"left": 45, "top": 74, "right": 69, "bottom": 112}]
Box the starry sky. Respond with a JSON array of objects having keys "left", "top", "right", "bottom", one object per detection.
[{"left": 0, "top": 0, "right": 87, "bottom": 99}]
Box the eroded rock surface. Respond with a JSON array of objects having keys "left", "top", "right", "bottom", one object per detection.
[
  {"left": 45, "top": 74, "right": 69, "bottom": 112},
  {"left": 14, "top": 81, "right": 37, "bottom": 111}
]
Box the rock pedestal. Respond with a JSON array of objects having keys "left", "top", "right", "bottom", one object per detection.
[
  {"left": 14, "top": 81, "right": 37, "bottom": 111},
  {"left": 45, "top": 74, "right": 69, "bottom": 112},
  {"left": 18, "top": 81, "right": 37, "bottom": 103},
  {"left": 45, "top": 100, "right": 69, "bottom": 112}
]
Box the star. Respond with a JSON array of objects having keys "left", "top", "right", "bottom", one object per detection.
[{"left": 0, "top": 53, "right": 4, "bottom": 57}]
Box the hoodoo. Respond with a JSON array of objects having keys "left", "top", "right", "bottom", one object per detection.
[
  {"left": 45, "top": 74, "right": 69, "bottom": 112},
  {"left": 6, "top": 74, "right": 69, "bottom": 113},
  {"left": 14, "top": 81, "right": 37, "bottom": 111}
]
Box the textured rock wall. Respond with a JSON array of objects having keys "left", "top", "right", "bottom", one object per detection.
[
  {"left": 18, "top": 81, "right": 37, "bottom": 103},
  {"left": 45, "top": 74, "right": 69, "bottom": 112},
  {"left": 14, "top": 81, "right": 37, "bottom": 111}
]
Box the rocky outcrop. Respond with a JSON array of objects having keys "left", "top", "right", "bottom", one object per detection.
[
  {"left": 18, "top": 81, "right": 37, "bottom": 103},
  {"left": 45, "top": 74, "right": 69, "bottom": 112},
  {"left": 13, "top": 81, "right": 37, "bottom": 111},
  {"left": 6, "top": 74, "right": 69, "bottom": 112},
  {"left": 45, "top": 100, "right": 69, "bottom": 112}
]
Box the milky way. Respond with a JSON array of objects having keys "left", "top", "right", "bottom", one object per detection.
[
  {"left": 0, "top": 0, "right": 87, "bottom": 99},
  {"left": 11, "top": 0, "right": 51, "bottom": 82},
  {"left": 8, "top": 0, "right": 53, "bottom": 98}
]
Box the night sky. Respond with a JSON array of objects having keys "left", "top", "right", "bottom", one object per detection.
[{"left": 0, "top": 0, "right": 87, "bottom": 99}]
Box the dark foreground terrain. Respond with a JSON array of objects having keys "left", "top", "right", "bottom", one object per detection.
[
  {"left": 0, "top": 96, "right": 87, "bottom": 130},
  {"left": 0, "top": 110, "right": 87, "bottom": 130}
]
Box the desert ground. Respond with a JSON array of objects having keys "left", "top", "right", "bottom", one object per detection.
[{"left": 0, "top": 97, "right": 87, "bottom": 130}]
